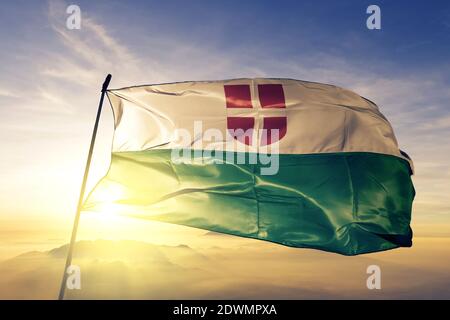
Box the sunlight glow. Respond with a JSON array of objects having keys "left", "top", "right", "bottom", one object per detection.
[{"left": 87, "top": 182, "right": 125, "bottom": 216}]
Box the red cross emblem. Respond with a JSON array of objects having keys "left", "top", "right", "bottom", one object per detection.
[{"left": 224, "top": 84, "right": 287, "bottom": 146}]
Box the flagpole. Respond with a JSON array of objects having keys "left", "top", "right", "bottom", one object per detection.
[{"left": 58, "top": 74, "right": 112, "bottom": 300}]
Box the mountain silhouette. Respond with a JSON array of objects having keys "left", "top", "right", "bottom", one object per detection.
[{"left": 1, "top": 238, "right": 450, "bottom": 299}]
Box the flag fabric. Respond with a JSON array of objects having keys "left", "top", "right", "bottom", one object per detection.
[{"left": 83, "top": 78, "right": 415, "bottom": 255}]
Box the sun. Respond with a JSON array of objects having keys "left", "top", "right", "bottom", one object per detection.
[{"left": 84, "top": 182, "right": 126, "bottom": 216}]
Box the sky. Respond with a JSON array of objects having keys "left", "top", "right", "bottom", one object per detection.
[{"left": 0, "top": 0, "right": 449, "bottom": 262}]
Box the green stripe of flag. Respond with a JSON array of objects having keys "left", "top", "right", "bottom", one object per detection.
[{"left": 83, "top": 150, "right": 414, "bottom": 255}]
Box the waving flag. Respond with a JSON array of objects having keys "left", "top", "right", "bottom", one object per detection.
[{"left": 83, "top": 78, "right": 414, "bottom": 255}]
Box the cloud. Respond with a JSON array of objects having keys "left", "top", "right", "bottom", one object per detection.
[
  {"left": 419, "top": 115, "right": 450, "bottom": 130},
  {"left": 0, "top": 88, "right": 19, "bottom": 98},
  {"left": 45, "top": 0, "right": 142, "bottom": 88},
  {"left": 1, "top": 239, "right": 450, "bottom": 299}
]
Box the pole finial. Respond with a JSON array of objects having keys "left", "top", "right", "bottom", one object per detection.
[{"left": 102, "top": 74, "right": 112, "bottom": 92}]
